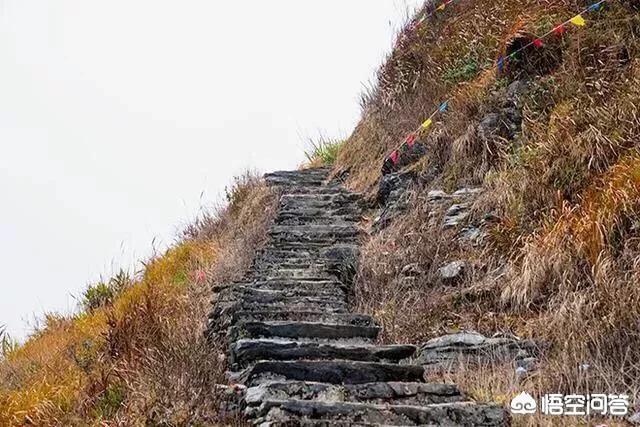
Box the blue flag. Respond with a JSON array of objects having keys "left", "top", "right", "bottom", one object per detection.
[
  {"left": 588, "top": 1, "right": 603, "bottom": 11},
  {"left": 497, "top": 56, "right": 505, "bottom": 72},
  {"left": 439, "top": 101, "right": 448, "bottom": 113}
]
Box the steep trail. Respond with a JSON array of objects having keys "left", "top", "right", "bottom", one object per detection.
[{"left": 209, "top": 168, "right": 508, "bottom": 426}]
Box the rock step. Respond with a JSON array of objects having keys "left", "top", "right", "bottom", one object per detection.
[
  {"left": 251, "top": 261, "right": 331, "bottom": 271},
  {"left": 267, "top": 241, "right": 357, "bottom": 250},
  {"left": 232, "top": 321, "right": 380, "bottom": 340},
  {"left": 265, "top": 170, "right": 331, "bottom": 187},
  {"left": 217, "top": 281, "right": 346, "bottom": 294},
  {"left": 216, "top": 299, "right": 349, "bottom": 315},
  {"left": 229, "top": 311, "right": 378, "bottom": 327},
  {"left": 214, "top": 279, "right": 339, "bottom": 294},
  {"left": 218, "top": 288, "right": 344, "bottom": 303},
  {"left": 275, "top": 216, "right": 360, "bottom": 226},
  {"left": 249, "top": 269, "right": 334, "bottom": 280},
  {"left": 270, "top": 224, "right": 360, "bottom": 233},
  {"left": 245, "top": 381, "right": 467, "bottom": 406},
  {"left": 280, "top": 193, "right": 361, "bottom": 202},
  {"left": 231, "top": 360, "right": 425, "bottom": 386},
  {"left": 252, "top": 400, "right": 509, "bottom": 427},
  {"left": 245, "top": 381, "right": 466, "bottom": 407},
  {"left": 230, "top": 339, "right": 416, "bottom": 367}
]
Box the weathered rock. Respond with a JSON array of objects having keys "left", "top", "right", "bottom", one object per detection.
[
  {"left": 232, "top": 360, "right": 426, "bottom": 387},
  {"left": 254, "top": 399, "right": 509, "bottom": 426},
  {"left": 443, "top": 203, "right": 470, "bottom": 228},
  {"left": 245, "top": 381, "right": 466, "bottom": 407},
  {"left": 417, "top": 331, "right": 539, "bottom": 370},
  {"left": 231, "top": 339, "right": 416, "bottom": 368},
  {"left": 438, "top": 260, "right": 466, "bottom": 282},
  {"left": 231, "top": 321, "right": 381, "bottom": 341},
  {"left": 374, "top": 172, "right": 417, "bottom": 230}
]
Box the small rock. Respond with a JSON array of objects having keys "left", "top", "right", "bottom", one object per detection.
[
  {"left": 423, "top": 331, "right": 487, "bottom": 349},
  {"left": 438, "top": 260, "right": 466, "bottom": 281},
  {"left": 427, "top": 190, "right": 450, "bottom": 201},
  {"left": 515, "top": 366, "right": 528, "bottom": 380},
  {"left": 401, "top": 263, "right": 424, "bottom": 277},
  {"left": 452, "top": 188, "right": 483, "bottom": 198},
  {"left": 458, "top": 226, "right": 483, "bottom": 244},
  {"left": 516, "top": 357, "right": 538, "bottom": 372},
  {"left": 628, "top": 411, "right": 640, "bottom": 425},
  {"left": 443, "top": 204, "right": 470, "bottom": 228}
]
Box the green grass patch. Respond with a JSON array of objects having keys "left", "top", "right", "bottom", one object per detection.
[{"left": 305, "top": 139, "right": 345, "bottom": 166}]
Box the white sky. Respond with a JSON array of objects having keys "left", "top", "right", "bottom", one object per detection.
[{"left": 0, "top": 0, "right": 422, "bottom": 339}]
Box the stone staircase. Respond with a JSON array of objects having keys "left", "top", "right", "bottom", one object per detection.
[{"left": 208, "top": 168, "right": 509, "bottom": 426}]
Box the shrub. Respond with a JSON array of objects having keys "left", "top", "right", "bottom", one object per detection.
[{"left": 305, "top": 138, "right": 345, "bottom": 166}]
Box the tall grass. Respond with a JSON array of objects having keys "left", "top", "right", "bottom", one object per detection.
[{"left": 304, "top": 138, "right": 345, "bottom": 167}]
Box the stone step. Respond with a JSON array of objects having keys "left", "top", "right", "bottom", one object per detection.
[
  {"left": 279, "top": 201, "right": 360, "bottom": 213},
  {"left": 219, "top": 286, "right": 345, "bottom": 303},
  {"left": 212, "top": 277, "right": 347, "bottom": 293},
  {"left": 252, "top": 400, "right": 509, "bottom": 426},
  {"left": 232, "top": 321, "right": 380, "bottom": 341},
  {"left": 231, "top": 360, "right": 425, "bottom": 386},
  {"left": 245, "top": 381, "right": 466, "bottom": 407},
  {"left": 270, "top": 224, "right": 359, "bottom": 235},
  {"left": 229, "top": 311, "right": 378, "bottom": 327},
  {"left": 265, "top": 170, "right": 331, "bottom": 187},
  {"left": 230, "top": 339, "right": 416, "bottom": 368},
  {"left": 222, "top": 281, "right": 346, "bottom": 295},
  {"left": 218, "top": 293, "right": 345, "bottom": 311},
  {"left": 275, "top": 216, "right": 360, "bottom": 226},
  {"left": 268, "top": 241, "right": 355, "bottom": 251},
  {"left": 251, "top": 269, "right": 334, "bottom": 280},
  {"left": 215, "top": 299, "right": 349, "bottom": 315},
  {"left": 251, "top": 260, "right": 330, "bottom": 271},
  {"left": 280, "top": 193, "right": 361, "bottom": 203}
]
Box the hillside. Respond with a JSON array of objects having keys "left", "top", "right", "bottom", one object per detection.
[{"left": 2, "top": 0, "right": 640, "bottom": 425}]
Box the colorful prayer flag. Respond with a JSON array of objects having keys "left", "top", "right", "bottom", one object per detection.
[
  {"left": 570, "top": 15, "right": 586, "bottom": 27},
  {"left": 588, "top": 1, "right": 603, "bottom": 11},
  {"left": 437, "top": 3, "right": 446, "bottom": 11},
  {"left": 533, "top": 38, "right": 544, "bottom": 48},
  {"left": 553, "top": 24, "right": 567, "bottom": 36},
  {"left": 497, "top": 56, "right": 505, "bottom": 72},
  {"left": 390, "top": 150, "right": 399, "bottom": 164},
  {"left": 421, "top": 118, "right": 433, "bottom": 129},
  {"left": 439, "top": 101, "right": 449, "bottom": 112},
  {"left": 406, "top": 133, "right": 417, "bottom": 147}
]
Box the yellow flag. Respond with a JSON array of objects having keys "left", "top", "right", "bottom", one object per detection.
[
  {"left": 421, "top": 118, "right": 433, "bottom": 129},
  {"left": 436, "top": 3, "right": 446, "bottom": 11},
  {"left": 570, "top": 15, "right": 586, "bottom": 26}
]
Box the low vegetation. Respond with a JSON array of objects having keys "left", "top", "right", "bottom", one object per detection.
[
  {"left": 304, "top": 138, "right": 345, "bottom": 167},
  {"left": 337, "top": 0, "right": 640, "bottom": 421},
  {"left": 0, "top": 173, "right": 277, "bottom": 426}
]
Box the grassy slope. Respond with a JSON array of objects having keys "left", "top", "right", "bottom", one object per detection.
[
  {"left": 336, "top": 0, "right": 640, "bottom": 415},
  {"left": 0, "top": 174, "right": 276, "bottom": 426}
]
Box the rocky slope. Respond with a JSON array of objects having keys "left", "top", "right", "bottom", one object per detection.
[{"left": 208, "top": 168, "right": 509, "bottom": 426}]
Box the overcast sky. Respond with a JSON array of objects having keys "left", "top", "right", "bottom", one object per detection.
[{"left": 0, "top": 0, "right": 422, "bottom": 339}]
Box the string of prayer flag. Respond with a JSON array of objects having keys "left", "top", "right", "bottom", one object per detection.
[{"left": 383, "top": 0, "right": 608, "bottom": 172}]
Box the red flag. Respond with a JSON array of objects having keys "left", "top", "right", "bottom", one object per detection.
[
  {"left": 406, "top": 133, "right": 417, "bottom": 147},
  {"left": 390, "top": 150, "right": 400, "bottom": 164},
  {"left": 533, "top": 38, "right": 543, "bottom": 48},
  {"left": 553, "top": 24, "right": 566, "bottom": 36}
]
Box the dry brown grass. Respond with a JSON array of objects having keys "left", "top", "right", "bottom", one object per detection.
[{"left": 344, "top": 0, "right": 640, "bottom": 418}]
